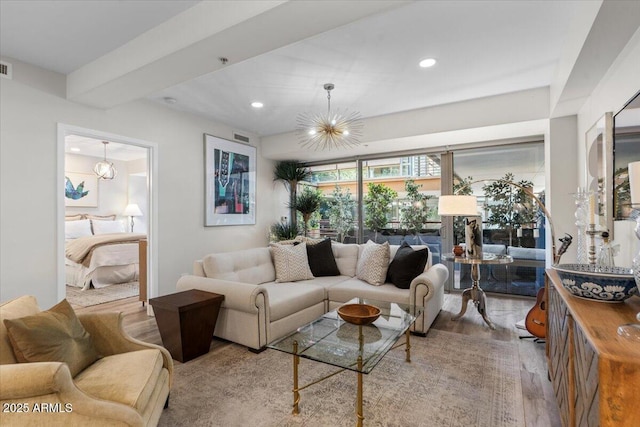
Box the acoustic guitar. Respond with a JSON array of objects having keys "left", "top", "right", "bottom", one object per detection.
[
  {"left": 525, "top": 288, "right": 547, "bottom": 338},
  {"left": 524, "top": 233, "right": 572, "bottom": 339}
]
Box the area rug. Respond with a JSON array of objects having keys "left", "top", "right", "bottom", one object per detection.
[
  {"left": 159, "top": 329, "right": 524, "bottom": 427},
  {"left": 65, "top": 282, "right": 138, "bottom": 307}
]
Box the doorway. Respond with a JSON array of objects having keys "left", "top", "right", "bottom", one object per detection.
[{"left": 57, "top": 124, "right": 158, "bottom": 308}]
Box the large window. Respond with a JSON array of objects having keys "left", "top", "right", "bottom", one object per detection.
[
  {"left": 303, "top": 141, "right": 545, "bottom": 297},
  {"left": 451, "top": 143, "right": 546, "bottom": 296}
]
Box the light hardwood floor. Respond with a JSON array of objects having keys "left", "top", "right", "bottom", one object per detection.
[{"left": 76, "top": 293, "right": 561, "bottom": 427}]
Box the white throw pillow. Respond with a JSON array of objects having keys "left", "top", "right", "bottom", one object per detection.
[
  {"left": 91, "top": 219, "right": 125, "bottom": 234},
  {"left": 270, "top": 242, "right": 314, "bottom": 283},
  {"left": 65, "top": 219, "right": 92, "bottom": 239},
  {"left": 356, "top": 240, "right": 390, "bottom": 286}
]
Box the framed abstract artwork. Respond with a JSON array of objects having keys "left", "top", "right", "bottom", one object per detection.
[
  {"left": 65, "top": 172, "right": 98, "bottom": 207},
  {"left": 204, "top": 134, "right": 256, "bottom": 226}
]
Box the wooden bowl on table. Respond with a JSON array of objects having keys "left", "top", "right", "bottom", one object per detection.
[{"left": 337, "top": 303, "right": 381, "bottom": 325}]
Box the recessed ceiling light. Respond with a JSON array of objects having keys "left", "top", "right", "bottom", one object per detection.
[
  {"left": 251, "top": 101, "right": 264, "bottom": 109},
  {"left": 419, "top": 58, "right": 437, "bottom": 68},
  {"left": 70, "top": 147, "right": 81, "bottom": 152}
]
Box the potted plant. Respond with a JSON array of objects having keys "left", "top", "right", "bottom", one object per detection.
[
  {"left": 328, "top": 185, "right": 356, "bottom": 243},
  {"left": 270, "top": 222, "right": 299, "bottom": 242},
  {"left": 294, "top": 185, "right": 322, "bottom": 237},
  {"left": 363, "top": 182, "right": 397, "bottom": 242},
  {"left": 482, "top": 173, "right": 536, "bottom": 246},
  {"left": 400, "top": 179, "right": 432, "bottom": 242},
  {"left": 273, "top": 160, "right": 311, "bottom": 230}
]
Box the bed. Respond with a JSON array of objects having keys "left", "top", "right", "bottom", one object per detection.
[{"left": 65, "top": 216, "right": 146, "bottom": 290}]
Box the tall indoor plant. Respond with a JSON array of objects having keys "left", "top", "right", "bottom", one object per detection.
[
  {"left": 273, "top": 160, "right": 311, "bottom": 230},
  {"left": 294, "top": 186, "right": 322, "bottom": 237}
]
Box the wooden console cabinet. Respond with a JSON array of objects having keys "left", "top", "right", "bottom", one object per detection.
[{"left": 546, "top": 269, "right": 640, "bottom": 427}]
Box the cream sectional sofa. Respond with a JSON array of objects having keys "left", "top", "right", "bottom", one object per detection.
[{"left": 176, "top": 242, "right": 449, "bottom": 351}]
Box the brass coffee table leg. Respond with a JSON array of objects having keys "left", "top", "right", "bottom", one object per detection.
[
  {"left": 292, "top": 341, "right": 300, "bottom": 415},
  {"left": 356, "top": 355, "right": 363, "bottom": 427}
]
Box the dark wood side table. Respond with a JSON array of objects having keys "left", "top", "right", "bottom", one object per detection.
[{"left": 150, "top": 289, "right": 224, "bottom": 362}]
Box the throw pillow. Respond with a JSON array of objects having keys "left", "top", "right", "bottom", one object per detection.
[
  {"left": 3, "top": 299, "right": 100, "bottom": 377},
  {"left": 356, "top": 240, "right": 390, "bottom": 286},
  {"left": 91, "top": 219, "right": 125, "bottom": 234},
  {"left": 387, "top": 241, "right": 429, "bottom": 289},
  {"left": 306, "top": 238, "right": 340, "bottom": 277},
  {"left": 271, "top": 242, "right": 314, "bottom": 282}
]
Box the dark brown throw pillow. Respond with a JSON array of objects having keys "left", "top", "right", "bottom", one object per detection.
[
  {"left": 306, "top": 238, "right": 341, "bottom": 277},
  {"left": 387, "top": 241, "right": 428, "bottom": 289},
  {"left": 3, "top": 299, "right": 100, "bottom": 377}
]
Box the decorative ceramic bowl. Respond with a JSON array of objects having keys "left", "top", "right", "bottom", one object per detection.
[
  {"left": 552, "top": 264, "right": 637, "bottom": 302},
  {"left": 337, "top": 303, "right": 381, "bottom": 325}
]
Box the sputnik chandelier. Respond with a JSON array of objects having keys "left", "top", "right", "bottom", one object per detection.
[{"left": 296, "top": 83, "right": 363, "bottom": 150}]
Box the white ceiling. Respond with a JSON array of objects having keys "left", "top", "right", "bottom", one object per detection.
[
  {"left": 0, "top": 0, "right": 199, "bottom": 74},
  {"left": 65, "top": 135, "right": 147, "bottom": 161},
  {"left": 150, "top": 0, "right": 579, "bottom": 136},
  {"left": 2, "top": 0, "right": 639, "bottom": 157}
]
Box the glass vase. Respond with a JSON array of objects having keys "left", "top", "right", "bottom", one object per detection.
[
  {"left": 617, "top": 214, "right": 640, "bottom": 341},
  {"left": 574, "top": 189, "right": 589, "bottom": 264}
]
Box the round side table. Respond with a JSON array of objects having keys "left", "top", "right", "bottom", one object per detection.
[{"left": 442, "top": 253, "right": 513, "bottom": 329}]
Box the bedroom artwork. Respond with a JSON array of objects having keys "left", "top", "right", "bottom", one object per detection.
[
  {"left": 65, "top": 172, "right": 98, "bottom": 207},
  {"left": 204, "top": 134, "right": 256, "bottom": 226}
]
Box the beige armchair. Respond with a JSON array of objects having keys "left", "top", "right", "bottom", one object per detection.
[{"left": 0, "top": 296, "right": 173, "bottom": 426}]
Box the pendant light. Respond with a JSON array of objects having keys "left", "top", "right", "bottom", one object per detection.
[{"left": 94, "top": 141, "right": 117, "bottom": 180}]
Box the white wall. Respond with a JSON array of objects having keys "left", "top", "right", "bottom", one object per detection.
[
  {"left": 576, "top": 26, "right": 640, "bottom": 267},
  {"left": 0, "top": 60, "right": 283, "bottom": 308},
  {"left": 547, "top": 116, "right": 579, "bottom": 264}
]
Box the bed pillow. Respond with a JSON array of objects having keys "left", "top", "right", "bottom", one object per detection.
[
  {"left": 306, "top": 238, "right": 340, "bottom": 277},
  {"left": 386, "top": 241, "right": 429, "bottom": 289},
  {"left": 86, "top": 214, "right": 116, "bottom": 221},
  {"left": 356, "top": 240, "right": 390, "bottom": 286},
  {"left": 91, "top": 219, "right": 125, "bottom": 234},
  {"left": 65, "top": 219, "right": 93, "bottom": 239},
  {"left": 270, "top": 242, "right": 314, "bottom": 283},
  {"left": 3, "top": 299, "right": 100, "bottom": 377}
]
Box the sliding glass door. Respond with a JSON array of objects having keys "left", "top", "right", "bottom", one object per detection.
[{"left": 305, "top": 140, "right": 545, "bottom": 298}]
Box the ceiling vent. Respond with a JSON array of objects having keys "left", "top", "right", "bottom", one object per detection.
[
  {"left": 233, "top": 133, "right": 250, "bottom": 144},
  {"left": 0, "top": 61, "right": 12, "bottom": 79}
]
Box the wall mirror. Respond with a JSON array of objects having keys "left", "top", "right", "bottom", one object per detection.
[
  {"left": 613, "top": 90, "right": 640, "bottom": 222},
  {"left": 585, "top": 112, "right": 613, "bottom": 237}
]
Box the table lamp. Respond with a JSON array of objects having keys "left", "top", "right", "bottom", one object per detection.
[
  {"left": 438, "top": 195, "right": 482, "bottom": 259},
  {"left": 122, "top": 203, "right": 143, "bottom": 232}
]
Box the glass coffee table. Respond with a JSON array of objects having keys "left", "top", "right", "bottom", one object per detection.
[{"left": 267, "top": 297, "right": 422, "bottom": 427}]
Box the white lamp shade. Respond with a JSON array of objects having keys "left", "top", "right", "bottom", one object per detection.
[
  {"left": 438, "top": 195, "right": 479, "bottom": 216},
  {"left": 123, "top": 203, "right": 143, "bottom": 217},
  {"left": 629, "top": 161, "right": 640, "bottom": 205}
]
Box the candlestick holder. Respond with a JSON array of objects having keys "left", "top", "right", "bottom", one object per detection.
[{"left": 585, "top": 224, "right": 599, "bottom": 265}]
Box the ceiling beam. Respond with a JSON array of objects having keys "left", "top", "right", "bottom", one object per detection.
[
  {"left": 550, "top": 0, "right": 640, "bottom": 117},
  {"left": 66, "top": 1, "right": 408, "bottom": 109}
]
